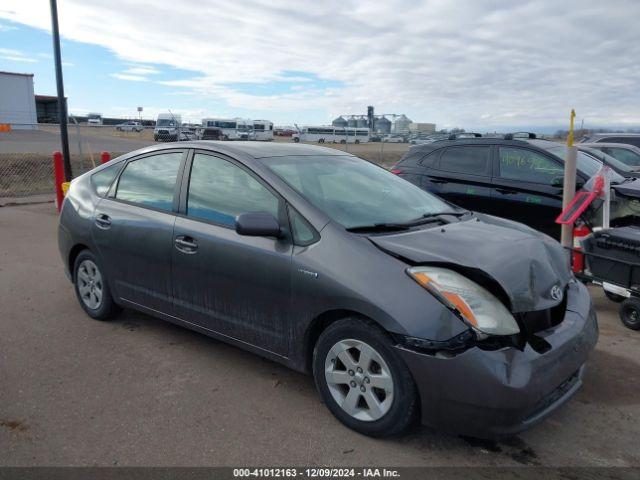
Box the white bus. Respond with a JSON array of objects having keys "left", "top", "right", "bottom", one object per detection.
[
  {"left": 292, "top": 126, "right": 370, "bottom": 144},
  {"left": 202, "top": 118, "right": 243, "bottom": 140},
  {"left": 252, "top": 120, "right": 274, "bottom": 141}
]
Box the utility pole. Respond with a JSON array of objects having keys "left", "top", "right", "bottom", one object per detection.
[
  {"left": 50, "top": 0, "right": 72, "bottom": 181},
  {"left": 561, "top": 109, "right": 577, "bottom": 247}
]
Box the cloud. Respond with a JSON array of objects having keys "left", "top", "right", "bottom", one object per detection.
[
  {"left": 110, "top": 73, "right": 148, "bottom": 82},
  {"left": 0, "top": 46, "right": 36, "bottom": 63},
  {"left": 1, "top": 0, "right": 640, "bottom": 127}
]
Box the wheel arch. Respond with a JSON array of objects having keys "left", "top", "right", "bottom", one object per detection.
[
  {"left": 303, "top": 309, "right": 389, "bottom": 374},
  {"left": 68, "top": 243, "right": 90, "bottom": 281}
]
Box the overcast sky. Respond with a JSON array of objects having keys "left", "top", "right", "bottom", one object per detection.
[{"left": 1, "top": 0, "right": 639, "bottom": 130}]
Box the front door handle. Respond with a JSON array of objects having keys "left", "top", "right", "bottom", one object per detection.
[
  {"left": 175, "top": 235, "right": 198, "bottom": 254},
  {"left": 95, "top": 213, "right": 112, "bottom": 229},
  {"left": 496, "top": 187, "right": 518, "bottom": 195}
]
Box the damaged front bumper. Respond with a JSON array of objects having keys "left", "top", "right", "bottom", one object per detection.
[{"left": 395, "top": 280, "right": 598, "bottom": 438}]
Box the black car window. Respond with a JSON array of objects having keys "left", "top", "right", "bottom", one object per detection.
[
  {"left": 498, "top": 147, "right": 563, "bottom": 184},
  {"left": 91, "top": 162, "right": 122, "bottom": 197},
  {"left": 187, "top": 153, "right": 279, "bottom": 227},
  {"left": 419, "top": 149, "right": 442, "bottom": 167},
  {"left": 439, "top": 146, "right": 490, "bottom": 175},
  {"left": 115, "top": 152, "right": 183, "bottom": 211}
]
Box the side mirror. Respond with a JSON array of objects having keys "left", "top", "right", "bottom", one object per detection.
[{"left": 235, "top": 212, "right": 281, "bottom": 238}]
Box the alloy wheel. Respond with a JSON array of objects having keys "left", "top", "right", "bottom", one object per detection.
[
  {"left": 324, "top": 339, "right": 394, "bottom": 421},
  {"left": 77, "top": 259, "right": 103, "bottom": 310}
]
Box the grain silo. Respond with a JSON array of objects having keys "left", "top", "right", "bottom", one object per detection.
[
  {"left": 392, "top": 114, "right": 412, "bottom": 134},
  {"left": 375, "top": 116, "right": 391, "bottom": 134},
  {"left": 356, "top": 116, "right": 368, "bottom": 128},
  {"left": 347, "top": 116, "right": 358, "bottom": 128},
  {"left": 332, "top": 116, "right": 347, "bottom": 127}
]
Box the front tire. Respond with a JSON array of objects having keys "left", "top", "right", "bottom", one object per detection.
[
  {"left": 313, "top": 318, "right": 418, "bottom": 437},
  {"left": 73, "top": 250, "right": 120, "bottom": 321}
]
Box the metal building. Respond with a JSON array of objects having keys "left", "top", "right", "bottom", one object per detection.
[
  {"left": 346, "top": 116, "right": 358, "bottom": 128},
  {"left": 0, "top": 71, "right": 37, "bottom": 129}
]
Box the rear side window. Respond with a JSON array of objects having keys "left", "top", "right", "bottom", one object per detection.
[
  {"left": 498, "top": 147, "right": 563, "bottom": 184},
  {"left": 91, "top": 163, "right": 121, "bottom": 197},
  {"left": 187, "top": 153, "right": 279, "bottom": 227},
  {"left": 600, "top": 136, "right": 640, "bottom": 148},
  {"left": 115, "top": 152, "right": 183, "bottom": 211},
  {"left": 439, "top": 146, "right": 490, "bottom": 175},
  {"left": 602, "top": 147, "right": 640, "bottom": 167}
]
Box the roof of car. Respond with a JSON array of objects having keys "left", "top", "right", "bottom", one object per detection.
[
  {"left": 407, "top": 137, "right": 539, "bottom": 152},
  {"left": 143, "top": 141, "right": 353, "bottom": 159}
]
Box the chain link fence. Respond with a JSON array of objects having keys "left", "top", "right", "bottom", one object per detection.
[
  {"left": 0, "top": 122, "right": 413, "bottom": 204},
  {"left": 0, "top": 123, "right": 151, "bottom": 203}
]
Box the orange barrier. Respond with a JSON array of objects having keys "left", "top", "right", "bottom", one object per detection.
[{"left": 0, "top": 124, "right": 11, "bottom": 132}]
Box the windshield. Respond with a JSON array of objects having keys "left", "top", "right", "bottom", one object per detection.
[
  {"left": 157, "top": 119, "right": 176, "bottom": 127},
  {"left": 546, "top": 145, "right": 625, "bottom": 184},
  {"left": 261, "top": 155, "right": 457, "bottom": 229}
]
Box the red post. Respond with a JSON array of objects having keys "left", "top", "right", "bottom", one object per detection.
[
  {"left": 53, "top": 151, "right": 65, "bottom": 212},
  {"left": 101, "top": 151, "right": 110, "bottom": 164}
]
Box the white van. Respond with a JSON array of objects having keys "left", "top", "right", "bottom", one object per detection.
[{"left": 154, "top": 113, "right": 182, "bottom": 142}]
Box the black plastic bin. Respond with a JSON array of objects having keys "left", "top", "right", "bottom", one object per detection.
[{"left": 583, "top": 226, "right": 640, "bottom": 288}]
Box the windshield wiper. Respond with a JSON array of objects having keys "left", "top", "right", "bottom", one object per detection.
[{"left": 345, "top": 223, "right": 412, "bottom": 233}]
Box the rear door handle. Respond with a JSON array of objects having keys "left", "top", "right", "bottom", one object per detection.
[
  {"left": 496, "top": 187, "right": 518, "bottom": 195},
  {"left": 95, "top": 213, "right": 111, "bottom": 229},
  {"left": 175, "top": 235, "right": 198, "bottom": 254},
  {"left": 429, "top": 178, "right": 448, "bottom": 184}
]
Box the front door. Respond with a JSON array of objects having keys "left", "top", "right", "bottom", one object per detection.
[
  {"left": 91, "top": 150, "right": 186, "bottom": 312},
  {"left": 171, "top": 152, "right": 292, "bottom": 355},
  {"left": 491, "top": 146, "right": 564, "bottom": 238}
]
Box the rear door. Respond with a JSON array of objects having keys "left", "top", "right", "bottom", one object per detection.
[
  {"left": 171, "top": 151, "right": 293, "bottom": 355},
  {"left": 490, "top": 146, "right": 564, "bottom": 238},
  {"left": 424, "top": 145, "right": 494, "bottom": 211},
  {"left": 91, "top": 149, "right": 186, "bottom": 313}
]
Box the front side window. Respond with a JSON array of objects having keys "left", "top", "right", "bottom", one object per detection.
[
  {"left": 187, "top": 153, "right": 279, "bottom": 227},
  {"left": 115, "top": 152, "right": 183, "bottom": 211},
  {"left": 261, "top": 155, "right": 455, "bottom": 229},
  {"left": 498, "top": 147, "right": 563, "bottom": 183},
  {"left": 439, "top": 146, "right": 490, "bottom": 175}
]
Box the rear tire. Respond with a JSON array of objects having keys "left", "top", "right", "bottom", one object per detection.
[
  {"left": 73, "top": 250, "right": 120, "bottom": 321},
  {"left": 620, "top": 298, "right": 640, "bottom": 330},
  {"left": 313, "top": 318, "right": 419, "bottom": 437}
]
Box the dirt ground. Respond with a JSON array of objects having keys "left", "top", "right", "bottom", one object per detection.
[{"left": 0, "top": 202, "right": 639, "bottom": 468}]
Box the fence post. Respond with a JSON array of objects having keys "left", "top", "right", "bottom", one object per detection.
[
  {"left": 101, "top": 151, "right": 110, "bottom": 164},
  {"left": 53, "top": 151, "right": 65, "bottom": 212}
]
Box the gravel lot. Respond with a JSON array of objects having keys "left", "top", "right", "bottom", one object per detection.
[{"left": 1, "top": 203, "right": 639, "bottom": 467}]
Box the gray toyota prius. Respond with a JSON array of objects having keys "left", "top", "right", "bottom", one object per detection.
[{"left": 58, "top": 142, "right": 598, "bottom": 438}]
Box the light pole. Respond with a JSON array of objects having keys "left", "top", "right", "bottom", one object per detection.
[{"left": 49, "top": 0, "right": 72, "bottom": 181}]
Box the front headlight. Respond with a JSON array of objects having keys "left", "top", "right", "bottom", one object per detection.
[{"left": 407, "top": 266, "right": 520, "bottom": 336}]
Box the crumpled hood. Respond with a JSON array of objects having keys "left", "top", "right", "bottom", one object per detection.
[{"left": 369, "top": 214, "right": 571, "bottom": 313}]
